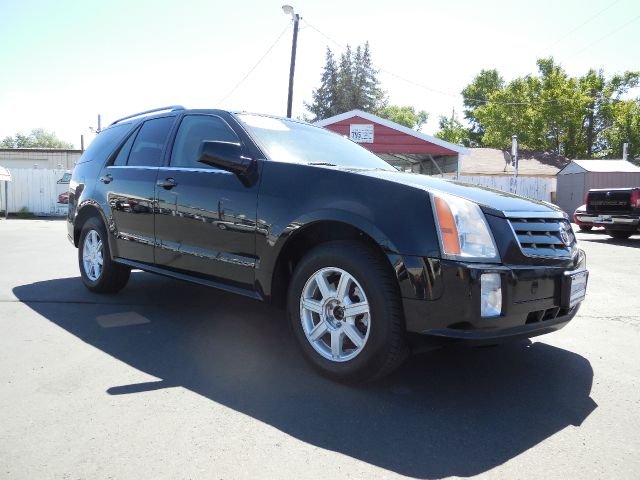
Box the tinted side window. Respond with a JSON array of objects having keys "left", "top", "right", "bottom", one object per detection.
[
  {"left": 128, "top": 117, "right": 175, "bottom": 167},
  {"left": 111, "top": 127, "right": 140, "bottom": 166},
  {"left": 77, "top": 124, "right": 129, "bottom": 165},
  {"left": 171, "top": 115, "right": 239, "bottom": 168}
]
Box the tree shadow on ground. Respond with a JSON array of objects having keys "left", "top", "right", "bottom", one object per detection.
[{"left": 14, "top": 273, "right": 597, "bottom": 479}]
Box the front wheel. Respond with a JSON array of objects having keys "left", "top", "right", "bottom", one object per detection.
[
  {"left": 78, "top": 217, "right": 131, "bottom": 293},
  {"left": 606, "top": 230, "right": 633, "bottom": 240},
  {"left": 287, "top": 241, "right": 408, "bottom": 383}
]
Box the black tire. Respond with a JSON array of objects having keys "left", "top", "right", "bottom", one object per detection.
[
  {"left": 78, "top": 216, "right": 131, "bottom": 293},
  {"left": 287, "top": 240, "right": 408, "bottom": 383},
  {"left": 606, "top": 230, "right": 633, "bottom": 240},
  {"left": 578, "top": 225, "right": 592, "bottom": 231}
]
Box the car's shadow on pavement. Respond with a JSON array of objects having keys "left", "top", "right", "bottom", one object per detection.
[
  {"left": 578, "top": 237, "right": 640, "bottom": 249},
  {"left": 14, "top": 273, "right": 597, "bottom": 479}
]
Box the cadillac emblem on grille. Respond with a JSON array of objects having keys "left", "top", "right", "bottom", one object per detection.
[{"left": 559, "top": 222, "right": 573, "bottom": 246}]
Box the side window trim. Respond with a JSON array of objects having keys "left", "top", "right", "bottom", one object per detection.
[
  {"left": 107, "top": 125, "right": 141, "bottom": 167},
  {"left": 127, "top": 115, "right": 176, "bottom": 168},
  {"left": 168, "top": 113, "right": 242, "bottom": 170}
]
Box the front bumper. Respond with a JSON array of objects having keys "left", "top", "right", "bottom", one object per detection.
[{"left": 394, "top": 250, "right": 587, "bottom": 343}]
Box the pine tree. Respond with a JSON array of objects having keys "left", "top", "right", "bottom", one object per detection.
[
  {"left": 305, "top": 42, "right": 387, "bottom": 121},
  {"left": 304, "top": 48, "right": 340, "bottom": 121},
  {"left": 360, "top": 42, "right": 386, "bottom": 112}
]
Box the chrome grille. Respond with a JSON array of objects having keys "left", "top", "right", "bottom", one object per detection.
[{"left": 508, "top": 217, "right": 576, "bottom": 258}]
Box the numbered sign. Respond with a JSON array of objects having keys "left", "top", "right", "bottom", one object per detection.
[{"left": 349, "top": 124, "right": 374, "bottom": 143}]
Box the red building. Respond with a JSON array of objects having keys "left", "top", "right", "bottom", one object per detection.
[{"left": 315, "top": 109, "right": 467, "bottom": 176}]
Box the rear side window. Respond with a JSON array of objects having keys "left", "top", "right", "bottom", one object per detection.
[
  {"left": 77, "top": 124, "right": 129, "bottom": 165},
  {"left": 111, "top": 127, "right": 140, "bottom": 166},
  {"left": 128, "top": 117, "right": 175, "bottom": 167},
  {"left": 171, "top": 115, "right": 239, "bottom": 168}
]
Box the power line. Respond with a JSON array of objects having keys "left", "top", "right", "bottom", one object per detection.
[
  {"left": 302, "top": 18, "right": 563, "bottom": 107},
  {"left": 563, "top": 13, "right": 640, "bottom": 61},
  {"left": 218, "top": 25, "right": 290, "bottom": 105},
  {"left": 537, "top": 0, "right": 622, "bottom": 56}
]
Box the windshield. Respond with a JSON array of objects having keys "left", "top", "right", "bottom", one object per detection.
[{"left": 235, "top": 113, "right": 394, "bottom": 170}]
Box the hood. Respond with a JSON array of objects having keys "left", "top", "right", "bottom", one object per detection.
[{"left": 349, "top": 168, "right": 566, "bottom": 218}]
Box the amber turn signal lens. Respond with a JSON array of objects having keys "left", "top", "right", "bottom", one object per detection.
[{"left": 434, "top": 196, "right": 461, "bottom": 255}]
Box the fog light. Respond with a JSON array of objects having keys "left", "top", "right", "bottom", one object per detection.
[{"left": 481, "top": 273, "right": 502, "bottom": 317}]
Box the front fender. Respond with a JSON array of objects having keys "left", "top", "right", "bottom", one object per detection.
[{"left": 268, "top": 207, "right": 400, "bottom": 255}]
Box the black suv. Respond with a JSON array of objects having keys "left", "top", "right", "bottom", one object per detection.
[{"left": 68, "top": 106, "right": 588, "bottom": 382}]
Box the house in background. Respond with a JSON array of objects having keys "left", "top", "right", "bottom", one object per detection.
[
  {"left": 315, "top": 111, "right": 566, "bottom": 202},
  {"left": 449, "top": 148, "right": 569, "bottom": 202},
  {"left": 315, "top": 110, "right": 468, "bottom": 176}
]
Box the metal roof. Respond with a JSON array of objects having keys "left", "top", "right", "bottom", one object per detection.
[
  {"left": 315, "top": 110, "right": 469, "bottom": 155},
  {"left": 566, "top": 159, "right": 640, "bottom": 173}
]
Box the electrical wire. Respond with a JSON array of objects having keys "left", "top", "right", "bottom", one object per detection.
[
  {"left": 562, "top": 13, "right": 640, "bottom": 61},
  {"left": 218, "top": 24, "right": 290, "bottom": 105},
  {"left": 536, "top": 0, "right": 622, "bottom": 56},
  {"left": 302, "top": 18, "right": 565, "bottom": 107}
]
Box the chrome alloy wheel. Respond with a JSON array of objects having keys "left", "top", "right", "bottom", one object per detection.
[
  {"left": 300, "top": 267, "right": 371, "bottom": 362},
  {"left": 82, "top": 230, "right": 104, "bottom": 281}
]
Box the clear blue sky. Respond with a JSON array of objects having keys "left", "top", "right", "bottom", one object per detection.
[{"left": 1, "top": 0, "right": 638, "bottom": 148}]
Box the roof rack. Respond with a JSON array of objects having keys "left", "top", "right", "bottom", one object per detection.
[{"left": 109, "top": 105, "right": 185, "bottom": 126}]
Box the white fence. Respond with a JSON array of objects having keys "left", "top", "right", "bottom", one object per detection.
[
  {"left": 455, "top": 175, "right": 556, "bottom": 202},
  {"left": 0, "top": 168, "right": 70, "bottom": 216}
]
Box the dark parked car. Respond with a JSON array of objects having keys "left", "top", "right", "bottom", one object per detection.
[{"left": 67, "top": 106, "right": 589, "bottom": 383}]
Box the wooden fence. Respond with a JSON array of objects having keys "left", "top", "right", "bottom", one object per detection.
[
  {"left": 0, "top": 168, "right": 70, "bottom": 216},
  {"left": 455, "top": 175, "right": 556, "bottom": 202}
]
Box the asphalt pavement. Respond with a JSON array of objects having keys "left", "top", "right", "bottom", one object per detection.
[{"left": 0, "top": 219, "right": 639, "bottom": 479}]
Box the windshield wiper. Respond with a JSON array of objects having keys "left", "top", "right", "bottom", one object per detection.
[{"left": 308, "top": 162, "right": 337, "bottom": 166}]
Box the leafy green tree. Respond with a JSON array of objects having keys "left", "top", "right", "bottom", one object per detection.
[
  {"left": 435, "top": 111, "right": 471, "bottom": 146},
  {"left": 306, "top": 43, "right": 387, "bottom": 120},
  {"left": 469, "top": 58, "right": 639, "bottom": 158},
  {"left": 602, "top": 99, "right": 640, "bottom": 160},
  {"left": 0, "top": 128, "right": 74, "bottom": 149},
  {"left": 462, "top": 69, "right": 504, "bottom": 145},
  {"left": 376, "top": 105, "right": 428, "bottom": 130}
]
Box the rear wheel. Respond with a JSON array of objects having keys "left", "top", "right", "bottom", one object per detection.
[
  {"left": 287, "top": 241, "right": 408, "bottom": 383},
  {"left": 606, "top": 230, "right": 633, "bottom": 240},
  {"left": 78, "top": 217, "right": 131, "bottom": 293}
]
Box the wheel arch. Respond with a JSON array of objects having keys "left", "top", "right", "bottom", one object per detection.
[
  {"left": 268, "top": 216, "right": 400, "bottom": 309},
  {"left": 73, "top": 201, "right": 110, "bottom": 247}
]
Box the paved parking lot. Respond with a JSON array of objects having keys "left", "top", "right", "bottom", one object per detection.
[{"left": 1, "top": 219, "right": 639, "bottom": 479}]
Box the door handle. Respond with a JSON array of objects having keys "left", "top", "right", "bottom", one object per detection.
[
  {"left": 99, "top": 174, "right": 112, "bottom": 184},
  {"left": 157, "top": 177, "right": 177, "bottom": 189}
]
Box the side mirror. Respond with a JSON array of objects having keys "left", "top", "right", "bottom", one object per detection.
[{"left": 198, "top": 141, "right": 252, "bottom": 177}]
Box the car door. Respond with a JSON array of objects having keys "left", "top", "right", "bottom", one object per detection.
[
  {"left": 97, "top": 116, "right": 175, "bottom": 264},
  {"left": 154, "top": 113, "right": 259, "bottom": 288}
]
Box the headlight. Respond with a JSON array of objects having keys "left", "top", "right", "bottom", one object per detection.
[{"left": 431, "top": 192, "right": 500, "bottom": 262}]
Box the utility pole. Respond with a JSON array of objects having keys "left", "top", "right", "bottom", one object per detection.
[
  {"left": 623, "top": 142, "right": 628, "bottom": 161},
  {"left": 282, "top": 5, "right": 300, "bottom": 118}
]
